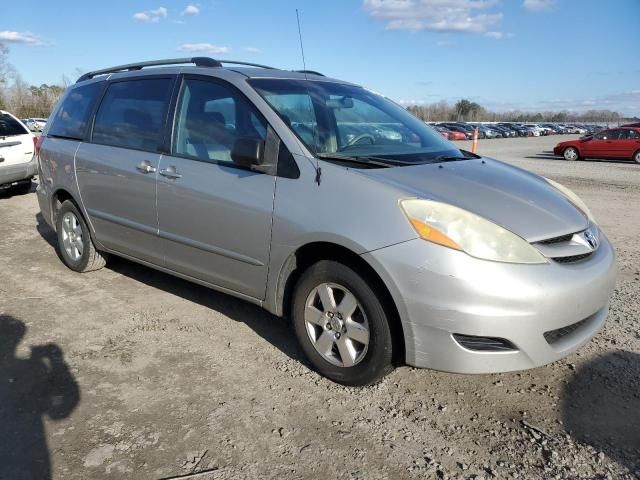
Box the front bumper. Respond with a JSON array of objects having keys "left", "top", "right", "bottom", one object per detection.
[
  {"left": 0, "top": 157, "right": 37, "bottom": 186},
  {"left": 362, "top": 232, "right": 616, "bottom": 373}
]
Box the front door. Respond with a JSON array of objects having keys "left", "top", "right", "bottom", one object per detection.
[
  {"left": 582, "top": 129, "right": 618, "bottom": 158},
  {"left": 76, "top": 77, "right": 175, "bottom": 264},
  {"left": 157, "top": 76, "right": 276, "bottom": 300}
]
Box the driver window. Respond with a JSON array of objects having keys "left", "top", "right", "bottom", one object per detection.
[
  {"left": 263, "top": 93, "right": 318, "bottom": 152},
  {"left": 595, "top": 131, "right": 610, "bottom": 140},
  {"left": 173, "top": 79, "right": 267, "bottom": 164}
]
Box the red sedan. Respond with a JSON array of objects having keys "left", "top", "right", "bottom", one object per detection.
[
  {"left": 554, "top": 127, "right": 640, "bottom": 164},
  {"left": 435, "top": 126, "right": 466, "bottom": 141}
]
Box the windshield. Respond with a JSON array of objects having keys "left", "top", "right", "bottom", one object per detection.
[{"left": 248, "top": 79, "right": 462, "bottom": 164}]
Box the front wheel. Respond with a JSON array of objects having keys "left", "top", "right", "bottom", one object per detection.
[
  {"left": 292, "top": 260, "right": 393, "bottom": 386},
  {"left": 634, "top": 150, "right": 640, "bottom": 164},
  {"left": 563, "top": 147, "right": 579, "bottom": 161},
  {"left": 55, "top": 200, "right": 107, "bottom": 272}
]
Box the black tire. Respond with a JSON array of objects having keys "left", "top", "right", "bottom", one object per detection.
[
  {"left": 634, "top": 150, "right": 640, "bottom": 164},
  {"left": 292, "top": 260, "right": 393, "bottom": 386},
  {"left": 12, "top": 179, "right": 32, "bottom": 195},
  {"left": 55, "top": 200, "right": 107, "bottom": 272}
]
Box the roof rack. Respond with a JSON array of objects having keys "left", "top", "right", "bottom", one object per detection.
[
  {"left": 295, "top": 70, "right": 325, "bottom": 77},
  {"left": 76, "top": 57, "right": 278, "bottom": 82},
  {"left": 76, "top": 57, "right": 220, "bottom": 82},
  {"left": 220, "top": 60, "right": 277, "bottom": 70}
]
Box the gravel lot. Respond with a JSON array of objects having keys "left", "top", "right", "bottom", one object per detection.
[{"left": 1, "top": 135, "right": 639, "bottom": 480}]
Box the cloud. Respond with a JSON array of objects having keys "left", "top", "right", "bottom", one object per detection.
[
  {"left": 481, "top": 90, "right": 640, "bottom": 116},
  {"left": 177, "top": 43, "right": 230, "bottom": 54},
  {"left": 132, "top": 7, "right": 168, "bottom": 23},
  {"left": 523, "top": 0, "right": 555, "bottom": 11},
  {"left": 243, "top": 47, "right": 261, "bottom": 53},
  {"left": 362, "top": 0, "right": 503, "bottom": 34},
  {"left": 485, "top": 31, "right": 512, "bottom": 39},
  {"left": 0, "top": 31, "right": 46, "bottom": 46},
  {"left": 181, "top": 5, "right": 200, "bottom": 16}
]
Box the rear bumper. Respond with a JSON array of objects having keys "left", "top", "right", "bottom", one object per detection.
[
  {"left": 362, "top": 232, "right": 616, "bottom": 373},
  {"left": 0, "top": 158, "right": 37, "bottom": 186}
]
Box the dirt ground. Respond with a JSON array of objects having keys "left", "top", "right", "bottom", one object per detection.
[{"left": 1, "top": 135, "right": 639, "bottom": 480}]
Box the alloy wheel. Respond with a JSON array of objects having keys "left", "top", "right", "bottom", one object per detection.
[
  {"left": 304, "top": 282, "right": 370, "bottom": 367},
  {"left": 60, "top": 211, "right": 84, "bottom": 261}
]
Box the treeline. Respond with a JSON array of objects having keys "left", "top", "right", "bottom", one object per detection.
[
  {"left": 0, "top": 43, "right": 69, "bottom": 118},
  {"left": 406, "top": 99, "right": 628, "bottom": 124}
]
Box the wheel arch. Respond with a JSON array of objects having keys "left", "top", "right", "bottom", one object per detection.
[
  {"left": 50, "top": 188, "right": 79, "bottom": 230},
  {"left": 275, "top": 241, "right": 406, "bottom": 364}
]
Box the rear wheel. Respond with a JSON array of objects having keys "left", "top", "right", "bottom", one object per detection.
[
  {"left": 292, "top": 260, "right": 393, "bottom": 386},
  {"left": 563, "top": 147, "right": 579, "bottom": 161},
  {"left": 55, "top": 200, "right": 107, "bottom": 272},
  {"left": 634, "top": 150, "right": 640, "bottom": 164}
]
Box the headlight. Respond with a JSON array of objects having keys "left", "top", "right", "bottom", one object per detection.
[
  {"left": 400, "top": 199, "right": 547, "bottom": 264},
  {"left": 544, "top": 178, "right": 595, "bottom": 222}
]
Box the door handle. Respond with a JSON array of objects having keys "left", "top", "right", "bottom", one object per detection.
[
  {"left": 136, "top": 161, "right": 157, "bottom": 174},
  {"left": 159, "top": 166, "right": 182, "bottom": 179}
]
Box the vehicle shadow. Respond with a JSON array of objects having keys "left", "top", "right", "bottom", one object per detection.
[
  {"left": 525, "top": 152, "right": 634, "bottom": 164},
  {"left": 34, "top": 213, "right": 305, "bottom": 365},
  {"left": 0, "top": 180, "right": 37, "bottom": 198},
  {"left": 36, "top": 212, "right": 57, "bottom": 249},
  {"left": 0, "top": 315, "right": 80, "bottom": 480},
  {"left": 562, "top": 350, "right": 640, "bottom": 475},
  {"left": 106, "top": 256, "right": 306, "bottom": 363}
]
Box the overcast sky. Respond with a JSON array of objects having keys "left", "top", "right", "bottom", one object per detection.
[{"left": 1, "top": 0, "right": 638, "bottom": 115}]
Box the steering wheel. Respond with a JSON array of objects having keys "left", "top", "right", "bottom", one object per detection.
[{"left": 342, "top": 133, "right": 375, "bottom": 150}]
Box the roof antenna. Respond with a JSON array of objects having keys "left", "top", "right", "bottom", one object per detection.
[
  {"left": 296, "top": 8, "right": 321, "bottom": 185},
  {"left": 296, "top": 9, "right": 308, "bottom": 80}
]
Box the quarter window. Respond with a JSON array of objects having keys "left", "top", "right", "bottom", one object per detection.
[
  {"left": 173, "top": 79, "right": 267, "bottom": 164},
  {"left": 92, "top": 78, "right": 173, "bottom": 151},
  {"left": 48, "top": 81, "right": 103, "bottom": 140}
]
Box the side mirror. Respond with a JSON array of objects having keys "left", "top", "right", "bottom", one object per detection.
[{"left": 231, "top": 137, "right": 265, "bottom": 168}]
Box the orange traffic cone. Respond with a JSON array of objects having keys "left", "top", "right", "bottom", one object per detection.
[{"left": 471, "top": 127, "right": 479, "bottom": 154}]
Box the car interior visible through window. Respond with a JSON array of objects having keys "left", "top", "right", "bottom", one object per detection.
[
  {"left": 92, "top": 78, "right": 173, "bottom": 151},
  {"left": 173, "top": 79, "right": 267, "bottom": 165}
]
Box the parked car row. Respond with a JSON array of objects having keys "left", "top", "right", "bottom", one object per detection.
[
  {"left": 430, "top": 121, "right": 606, "bottom": 141},
  {"left": 21, "top": 117, "right": 47, "bottom": 132}
]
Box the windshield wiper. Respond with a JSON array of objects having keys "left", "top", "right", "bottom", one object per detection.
[
  {"left": 316, "top": 153, "right": 412, "bottom": 168},
  {"left": 433, "top": 155, "right": 471, "bottom": 162}
]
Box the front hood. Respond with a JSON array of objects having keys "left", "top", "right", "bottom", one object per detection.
[{"left": 357, "top": 158, "right": 588, "bottom": 242}]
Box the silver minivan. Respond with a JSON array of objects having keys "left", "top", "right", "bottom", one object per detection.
[{"left": 36, "top": 58, "right": 616, "bottom": 385}]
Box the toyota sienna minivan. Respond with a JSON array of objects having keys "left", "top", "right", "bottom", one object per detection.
[{"left": 36, "top": 58, "right": 616, "bottom": 385}]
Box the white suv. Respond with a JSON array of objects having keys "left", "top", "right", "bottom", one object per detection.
[{"left": 0, "top": 110, "right": 37, "bottom": 194}]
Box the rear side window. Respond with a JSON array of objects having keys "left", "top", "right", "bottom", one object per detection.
[
  {"left": 48, "top": 82, "right": 102, "bottom": 140},
  {"left": 0, "top": 113, "right": 29, "bottom": 136},
  {"left": 626, "top": 130, "right": 640, "bottom": 139},
  {"left": 93, "top": 78, "right": 173, "bottom": 151}
]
